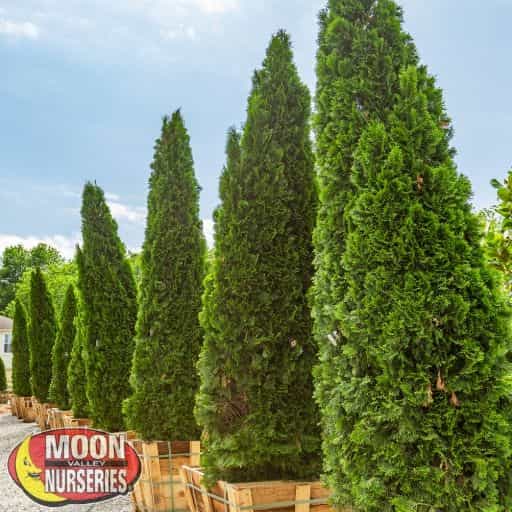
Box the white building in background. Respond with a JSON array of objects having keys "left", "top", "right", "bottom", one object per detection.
[{"left": 0, "top": 315, "right": 13, "bottom": 370}]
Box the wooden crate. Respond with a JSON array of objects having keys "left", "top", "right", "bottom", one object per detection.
[
  {"left": 62, "top": 415, "right": 92, "bottom": 427},
  {"left": 19, "top": 397, "right": 36, "bottom": 423},
  {"left": 48, "top": 408, "right": 72, "bottom": 429},
  {"left": 131, "top": 440, "right": 200, "bottom": 512},
  {"left": 179, "top": 467, "right": 344, "bottom": 512},
  {"left": 0, "top": 391, "right": 12, "bottom": 404},
  {"left": 33, "top": 399, "right": 57, "bottom": 430},
  {"left": 10, "top": 395, "right": 19, "bottom": 417}
]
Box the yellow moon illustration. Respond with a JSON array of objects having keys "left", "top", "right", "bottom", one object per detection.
[{"left": 15, "top": 437, "right": 66, "bottom": 504}]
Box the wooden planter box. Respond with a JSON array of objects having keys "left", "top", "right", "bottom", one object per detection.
[
  {"left": 33, "top": 399, "right": 57, "bottom": 430},
  {"left": 48, "top": 408, "right": 72, "bottom": 429},
  {"left": 62, "top": 414, "right": 92, "bottom": 428},
  {"left": 19, "top": 396, "right": 36, "bottom": 423},
  {"left": 179, "top": 467, "right": 343, "bottom": 512},
  {"left": 10, "top": 395, "right": 20, "bottom": 417},
  {"left": 0, "top": 390, "right": 12, "bottom": 404},
  {"left": 131, "top": 440, "right": 200, "bottom": 512}
]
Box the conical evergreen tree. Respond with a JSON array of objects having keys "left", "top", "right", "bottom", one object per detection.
[
  {"left": 29, "top": 267, "right": 57, "bottom": 402},
  {"left": 195, "top": 31, "right": 319, "bottom": 484},
  {"left": 125, "top": 110, "right": 205, "bottom": 441},
  {"left": 321, "top": 66, "right": 512, "bottom": 511},
  {"left": 12, "top": 300, "right": 31, "bottom": 396},
  {"left": 0, "top": 357, "right": 6, "bottom": 392},
  {"left": 49, "top": 284, "right": 77, "bottom": 409},
  {"left": 78, "top": 183, "right": 138, "bottom": 431},
  {"left": 313, "top": 0, "right": 418, "bottom": 351},
  {"left": 67, "top": 310, "right": 89, "bottom": 418},
  {"left": 312, "top": 0, "right": 452, "bottom": 436}
]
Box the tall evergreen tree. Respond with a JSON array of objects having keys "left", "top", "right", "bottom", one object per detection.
[
  {"left": 125, "top": 111, "right": 205, "bottom": 440},
  {"left": 195, "top": 31, "right": 319, "bottom": 484},
  {"left": 12, "top": 300, "right": 31, "bottom": 396},
  {"left": 67, "top": 310, "right": 89, "bottom": 418},
  {"left": 77, "top": 183, "right": 137, "bottom": 431},
  {"left": 29, "top": 268, "right": 57, "bottom": 402},
  {"left": 312, "top": 0, "right": 451, "bottom": 438},
  {"left": 0, "top": 357, "right": 6, "bottom": 392},
  {"left": 49, "top": 285, "right": 77, "bottom": 410},
  {"left": 321, "top": 66, "right": 512, "bottom": 511}
]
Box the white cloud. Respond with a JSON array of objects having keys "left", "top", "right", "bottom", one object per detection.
[
  {"left": 203, "top": 218, "right": 214, "bottom": 248},
  {"left": 160, "top": 24, "right": 197, "bottom": 41},
  {"left": 108, "top": 200, "right": 146, "bottom": 224},
  {"left": 0, "top": 19, "right": 39, "bottom": 39},
  {"left": 194, "top": 0, "right": 239, "bottom": 14},
  {"left": 105, "top": 192, "right": 121, "bottom": 201},
  {"left": 0, "top": 233, "right": 81, "bottom": 260}
]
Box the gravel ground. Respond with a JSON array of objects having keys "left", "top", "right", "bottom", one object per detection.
[{"left": 0, "top": 411, "right": 131, "bottom": 512}]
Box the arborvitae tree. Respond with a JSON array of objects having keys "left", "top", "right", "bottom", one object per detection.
[
  {"left": 77, "top": 184, "right": 137, "bottom": 431},
  {"left": 67, "top": 311, "right": 89, "bottom": 418},
  {"left": 321, "top": 66, "right": 512, "bottom": 511},
  {"left": 125, "top": 111, "right": 205, "bottom": 440},
  {"left": 49, "top": 285, "right": 77, "bottom": 410},
  {"left": 29, "top": 267, "right": 57, "bottom": 402},
  {"left": 0, "top": 357, "right": 6, "bottom": 392},
  {"left": 312, "top": 0, "right": 452, "bottom": 444},
  {"left": 195, "top": 31, "right": 319, "bottom": 484},
  {"left": 12, "top": 300, "right": 31, "bottom": 396}
]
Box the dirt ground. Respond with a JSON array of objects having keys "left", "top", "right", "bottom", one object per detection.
[{"left": 0, "top": 410, "right": 131, "bottom": 511}]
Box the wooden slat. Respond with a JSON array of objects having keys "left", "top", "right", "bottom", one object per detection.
[{"left": 295, "top": 485, "right": 311, "bottom": 512}]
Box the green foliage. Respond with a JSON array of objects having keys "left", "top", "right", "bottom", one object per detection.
[
  {"left": 11, "top": 300, "right": 31, "bottom": 396},
  {"left": 0, "top": 357, "right": 7, "bottom": 392},
  {"left": 29, "top": 268, "right": 57, "bottom": 402},
  {"left": 318, "top": 65, "right": 512, "bottom": 511},
  {"left": 125, "top": 111, "right": 205, "bottom": 441},
  {"left": 77, "top": 183, "right": 138, "bottom": 431},
  {"left": 484, "top": 171, "right": 512, "bottom": 296},
  {"left": 49, "top": 285, "right": 77, "bottom": 409},
  {"left": 196, "top": 31, "right": 319, "bottom": 484},
  {"left": 6, "top": 260, "right": 78, "bottom": 320},
  {"left": 0, "top": 243, "right": 62, "bottom": 313},
  {"left": 67, "top": 311, "right": 89, "bottom": 418}
]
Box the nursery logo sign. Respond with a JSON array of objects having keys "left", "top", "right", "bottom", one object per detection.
[{"left": 7, "top": 428, "right": 141, "bottom": 507}]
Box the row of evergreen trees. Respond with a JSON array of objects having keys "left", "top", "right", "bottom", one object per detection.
[{"left": 9, "top": 0, "right": 512, "bottom": 509}]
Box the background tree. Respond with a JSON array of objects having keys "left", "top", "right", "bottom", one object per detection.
[
  {"left": 78, "top": 184, "right": 138, "bottom": 431},
  {"left": 0, "top": 244, "right": 62, "bottom": 312},
  {"left": 322, "top": 65, "right": 512, "bottom": 511},
  {"left": 0, "top": 357, "right": 7, "bottom": 392},
  {"left": 196, "top": 31, "right": 319, "bottom": 484},
  {"left": 49, "top": 284, "right": 77, "bottom": 410},
  {"left": 29, "top": 268, "right": 57, "bottom": 402},
  {"left": 67, "top": 311, "right": 89, "bottom": 418},
  {"left": 125, "top": 111, "right": 205, "bottom": 440},
  {"left": 11, "top": 300, "right": 31, "bottom": 396},
  {"left": 6, "top": 260, "right": 78, "bottom": 319},
  {"left": 484, "top": 170, "right": 512, "bottom": 298}
]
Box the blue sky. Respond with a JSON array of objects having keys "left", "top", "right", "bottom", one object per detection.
[{"left": 1, "top": 0, "right": 511, "bottom": 258}]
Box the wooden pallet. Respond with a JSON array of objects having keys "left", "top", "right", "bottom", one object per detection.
[
  {"left": 179, "top": 467, "right": 344, "bottom": 512},
  {"left": 48, "top": 408, "right": 72, "bottom": 429},
  {"left": 62, "top": 415, "right": 92, "bottom": 427},
  {"left": 130, "top": 440, "right": 200, "bottom": 512}
]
